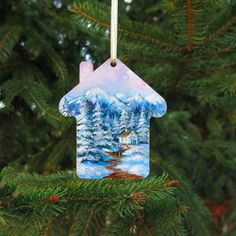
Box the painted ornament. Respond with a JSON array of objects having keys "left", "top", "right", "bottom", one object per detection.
[{"left": 59, "top": 59, "right": 167, "bottom": 179}]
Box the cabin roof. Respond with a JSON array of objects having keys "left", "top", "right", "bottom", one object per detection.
[{"left": 120, "top": 130, "right": 136, "bottom": 138}]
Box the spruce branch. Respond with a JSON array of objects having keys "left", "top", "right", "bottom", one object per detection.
[
  {"left": 0, "top": 78, "right": 24, "bottom": 111},
  {"left": 185, "top": 0, "right": 193, "bottom": 52},
  {"left": 0, "top": 62, "right": 21, "bottom": 70},
  {"left": 155, "top": 159, "right": 211, "bottom": 236},
  {"left": 71, "top": 3, "right": 182, "bottom": 52},
  {"left": 83, "top": 209, "right": 95, "bottom": 236},
  {"left": 44, "top": 218, "right": 53, "bottom": 236},
  {"left": 190, "top": 45, "right": 236, "bottom": 61},
  {"left": 0, "top": 26, "right": 21, "bottom": 63},
  {"left": 44, "top": 128, "right": 74, "bottom": 172},
  {"left": 31, "top": 31, "right": 68, "bottom": 90},
  {"left": 0, "top": 168, "right": 185, "bottom": 235},
  {"left": 197, "top": 15, "right": 236, "bottom": 49},
  {"left": 27, "top": 90, "right": 63, "bottom": 123}
]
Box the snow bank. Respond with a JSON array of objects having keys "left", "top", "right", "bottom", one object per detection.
[
  {"left": 116, "top": 144, "right": 150, "bottom": 177},
  {"left": 76, "top": 161, "right": 113, "bottom": 179}
]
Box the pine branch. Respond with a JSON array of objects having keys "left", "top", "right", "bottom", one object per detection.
[
  {"left": 0, "top": 78, "right": 24, "bottom": 111},
  {"left": 83, "top": 209, "right": 94, "bottom": 236},
  {"left": 71, "top": 3, "right": 182, "bottom": 52},
  {"left": 27, "top": 90, "right": 63, "bottom": 123},
  {"left": 0, "top": 62, "right": 21, "bottom": 70},
  {"left": 45, "top": 129, "right": 74, "bottom": 172},
  {"left": 0, "top": 168, "right": 176, "bottom": 208},
  {"left": 0, "top": 168, "right": 184, "bottom": 235},
  {"left": 197, "top": 15, "right": 236, "bottom": 49},
  {"left": 185, "top": 0, "right": 193, "bottom": 52},
  {"left": 31, "top": 31, "right": 68, "bottom": 90},
  {"left": 46, "top": 49, "right": 66, "bottom": 86},
  {"left": 151, "top": 155, "right": 211, "bottom": 236},
  {"left": 190, "top": 45, "right": 236, "bottom": 61},
  {"left": 189, "top": 61, "right": 236, "bottom": 72},
  {"left": 16, "top": 68, "right": 65, "bottom": 124},
  {"left": 0, "top": 26, "right": 21, "bottom": 63},
  {"left": 44, "top": 218, "right": 53, "bottom": 236}
]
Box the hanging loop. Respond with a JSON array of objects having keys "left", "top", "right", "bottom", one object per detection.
[{"left": 110, "top": 0, "right": 118, "bottom": 66}]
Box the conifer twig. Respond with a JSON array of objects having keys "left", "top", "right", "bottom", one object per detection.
[
  {"left": 185, "top": 0, "right": 193, "bottom": 52},
  {"left": 196, "top": 16, "right": 236, "bottom": 49},
  {"left": 0, "top": 62, "right": 21, "bottom": 69},
  {"left": 0, "top": 27, "right": 16, "bottom": 49},
  {"left": 136, "top": 211, "right": 153, "bottom": 236},
  {"left": 44, "top": 218, "right": 53, "bottom": 236},
  {"left": 46, "top": 50, "right": 66, "bottom": 83},
  {"left": 83, "top": 209, "right": 94, "bottom": 236},
  {"left": 190, "top": 45, "right": 236, "bottom": 61},
  {"left": 71, "top": 6, "right": 182, "bottom": 52},
  {"left": 27, "top": 90, "right": 64, "bottom": 123}
]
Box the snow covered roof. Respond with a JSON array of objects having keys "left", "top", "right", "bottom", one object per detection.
[{"left": 120, "top": 130, "right": 136, "bottom": 137}]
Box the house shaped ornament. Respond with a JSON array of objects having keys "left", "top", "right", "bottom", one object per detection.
[{"left": 59, "top": 59, "right": 167, "bottom": 179}]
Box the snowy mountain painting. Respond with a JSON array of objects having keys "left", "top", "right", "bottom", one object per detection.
[{"left": 59, "top": 59, "right": 167, "bottom": 179}]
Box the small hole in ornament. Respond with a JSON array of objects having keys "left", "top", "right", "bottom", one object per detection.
[{"left": 111, "top": 61, "right": 117, "bottom": 67}]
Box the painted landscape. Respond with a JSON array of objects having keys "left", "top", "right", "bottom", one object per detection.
[{"left": 61, "top": 87, "right": 165, "bottom": 178}]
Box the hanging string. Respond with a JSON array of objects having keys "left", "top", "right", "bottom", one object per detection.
[{"left": 110, "top": 0, "right": 118, "bottom": 66}]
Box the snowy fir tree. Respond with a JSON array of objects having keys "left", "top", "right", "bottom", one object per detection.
[
  {"left": 128, "top": 112, "right": 138, "bottom": 131},
  {"left": 1, "top": 0, "right": 236, "bottom": 235},
  {"left": 119, "top": 109, "right": 129, "bottom": 132},
  {"left": 76, "top": 103, "right": 95, "bottom": 161},
  {"left": 103, "top": 113, "right": 111, "bottom": 131},
  {"left": 137, "top": 109, "right": 149, "bottom": 144},
  {"left": 104, "top": 113, "right": 114, "bottom": 146},
  {"left": 111, "top": 115, "right": 120, "bottom": 139},
  {"left": 104, "top": 123, "right": 113, "bottom": 147},
  {"left": 92, "top": 102, "right": 106, "bottom": 148}
]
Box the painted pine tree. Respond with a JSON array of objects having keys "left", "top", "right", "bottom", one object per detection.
[
  {"left": 137, "top": 110, "right": 149, "bottom": 144},
  {"left": 112, "top": 115, "right": 120, "bottom": 139},
  {"left": 104, "top": 114, "right": 113, "bottom": 146},
  {"left": 120, "top": 109, "right": 129, "bottom": 132},
  {"left": 128, "top": 112, "right": 137, "bottom": 131},
  {"left": 77, "top": 103, "right": 95, "bottom": 161},
  {"left": 92, "top": 102, "right": 105, "bottom": 148}
]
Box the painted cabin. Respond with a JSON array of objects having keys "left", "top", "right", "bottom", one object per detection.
[{"left": 119, "top": 130, "right": 138, "bottom": 145}]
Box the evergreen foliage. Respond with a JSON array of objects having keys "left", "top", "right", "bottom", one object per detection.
[
  {"left": 0, "top": 0, "right": 236, "bottom": 235},
  {"left": 76, "top": 103, "right": 95, "bottom": 161},
  {"left": 119, "top": 109, "right": 129, "bottom": 132},
  {"left": 137, "top": 110, "right": 149, "bottom": 143},
  {"left": 92, "top": 102, "right": 105, "bottom": 148}
]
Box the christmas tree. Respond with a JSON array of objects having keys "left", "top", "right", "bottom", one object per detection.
[{"left": 0, "top": 0, "right": 236, "bottom": 235}]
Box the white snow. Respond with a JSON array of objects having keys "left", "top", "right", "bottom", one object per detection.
[
  {"left": 76, "top": 144, "right": 149, "bottom": 178},
  {"left": 85, "top": 88, "right": 124, "bottom": 110},
  {"left": 115, "top": 93, "right": 127, "bottom": 100},
  {"left": 127, "top": 94, "right": 144, "bottom": 103},
  {"left": 115, "top": 144, "right": 150, "bottom": 177},
  {"left": 85, "top": 88, "right": 109, "bottom": 104},
  {"left": 145, "top": 93, "right": 165, "bottom": 104},
  {"left": 76, "top": 161, "right": 113, "bottom": 179}
]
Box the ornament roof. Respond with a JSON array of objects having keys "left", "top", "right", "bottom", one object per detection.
[{"left": 59, "top": 58, "right": 167, "bottom": 119}]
